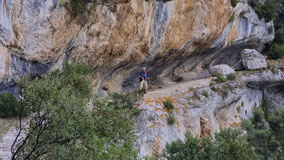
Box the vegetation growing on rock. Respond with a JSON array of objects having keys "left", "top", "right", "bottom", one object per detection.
[
  {"left": 227, "top": 73, "right": 237, "bottom": 80},
  {"left": 163, "top": 102, "right": 284, "bottom": 160},
  {"left": 202, "top": 90, "right": 209, "bottom": 97},
  {"left": 0, "top": 93, "right": 29, "bottom": 118},
  {"left": 230, "top": 0, "right": 238, "bottom": 8},
  {"left": 163, "top": 100, "right": 174, "bottom": 111},
  {"left": 166, "top": 113, "right": 176, "bottom": 125},
  {"left": 249, "top": 0, "right": 284, "bottom": 59},
  {"left": 212, "top": 72, "right": 227, "bottom": 83}
]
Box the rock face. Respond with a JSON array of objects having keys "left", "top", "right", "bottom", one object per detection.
[
  {"left": 210, "top": 64, "right": 235, "bottom": 75},
  {"left": 0, "top": 0, "right": 274, "bottom": 94},
  {"left": 0, "top": 0, "right": 281, "bottom": 159},
  {"left": 134, "top": 70, "right": 284, "bottom": 158},
  {"left": 241, "top": 49, "right": 267, "bottom": 70}
]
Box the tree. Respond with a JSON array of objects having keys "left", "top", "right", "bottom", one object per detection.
[
  {"left": 0, "top": 93, "right": 29, "bottom": 118},
  {"left": 11, "top": 63, "right": 138, "bottom": 160},
  {"left": 242, "top": 106, "right": 284, "bottom": 160},
  {"left": 214, "top": 128, "right": 258, "bottom": 160},
  {"left": 164, "top": 133, "right": 214, "bottom": 160}
]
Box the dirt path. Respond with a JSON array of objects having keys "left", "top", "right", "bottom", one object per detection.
[
  {"left": 144, "top": 78, "right": 212, "bottom": 99},
  {"left": 0, "top": 120, "right": 28, "bottom": 160},
  {"left": 0, "top": 126, "right": 18, "bottom": 160}
]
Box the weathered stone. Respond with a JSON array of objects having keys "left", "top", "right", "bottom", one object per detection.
[
  {"left": 241, "top": 49, "right": 267, "bottom": 70},
  {"left": 0, "top": 0, "right": 273, "bottom": 93},
  {"left": 210, "top": 64, "right": 235, "bottom": 76}
]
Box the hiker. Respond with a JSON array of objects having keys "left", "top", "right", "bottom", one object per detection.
[{"left": 139, "top": 67, "right": 149, "bottom": 93}]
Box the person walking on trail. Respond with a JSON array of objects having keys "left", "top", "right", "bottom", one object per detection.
[{"left": 139, "top": 67, "right": 149, "bottom": 93}]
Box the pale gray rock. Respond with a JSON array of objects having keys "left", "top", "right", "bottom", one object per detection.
[
  {"left": 210, "top": 64, "right": 235, "bottom": 76},
  {"left": 241, "top": 49, "right": 267, "bottom": 70}
]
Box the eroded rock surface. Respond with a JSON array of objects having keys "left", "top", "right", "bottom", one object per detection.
[
  {"left": 0, "top": 0, "right": 274, "bottom": 94},
  {"left": 210, "top": 64, "right": 235, "bottom": 75},
  {"left": 134, "top": 70, "right": 284, "bottom": 158},
  {"left": 241, "top": 49, "right": 267, "bottom": 70}
]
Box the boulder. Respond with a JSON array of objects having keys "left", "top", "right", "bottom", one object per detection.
[
  {"left": 241, "top": 49, "right": 267, "bottom": 70},
  {"left": 210, "top": 64, "right": 235, "bottom": 76}
]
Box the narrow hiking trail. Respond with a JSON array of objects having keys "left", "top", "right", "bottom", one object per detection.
[
  {"left": 0, "top": 126, "right": 17, "bottom": 160},
  {"left": 0, "top": 120, "right": 28, "bottom": 160},
  {"left": 144, "top": 78, "right": 212, "bottom": 99}
]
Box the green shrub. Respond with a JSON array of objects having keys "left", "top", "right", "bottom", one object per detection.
[
  {"left": 228, "top": 13, "right": 235, "bottom": 23},
  {"left": 237, "top": 106, "right": 241, "bottom": 113},
  {"left": 211, "top": 86, "right": 218, "bottom": 92},
  {"left": 268, "top": 43, "right": 284, "bottom": 59},
  {"left": 202, "top": 90, "right": 209, "bottom": 97},
  {"left": 0, "top": 93, "right": 29, "bottom": 118},
  {"left": 249, "top": 0, "right": 275, "bottom": 22},
  {"left": 109, "top": 91, "right": 143, "bottom": 116},
  {"left": 163, "top": 100, "right": 174, "bottom": 111},
  {"left": 227, "top": 73, "right": 236, "bottom": 80},
  {"left": 164, "top": 129, "right": 257, "bottom": 160},
  {"left": 230, "top": 0, "right": 238, "bottom": 7},
  {"left": 167, "top": 113, "right": 176, "bottom": 125},
  {"left": 212, "top": 72, "right": 227, "bottom": 83},
  {"left": 241, "top": 107, "right": 284, "bottom": 159}
]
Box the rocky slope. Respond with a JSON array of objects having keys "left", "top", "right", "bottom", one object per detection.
[
  {"left": 134, "top": 69, "right": 284, "bottom": 157},
  {"left": 0, "top": 0, "right": 282, "bottom": 159}
]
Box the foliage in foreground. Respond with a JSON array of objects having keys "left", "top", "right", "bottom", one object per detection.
[
  {"left": 164, "top": 103, "right": 284, "bottom": 160},
  {"left": 164, "top": 128, "right": 257, "bottom": 160},
  {"left": 242, "top": 103, "right": 284, "bottom": 159},
  {"left": 11, "top": 63, "right": 137, "bottom": 160}
]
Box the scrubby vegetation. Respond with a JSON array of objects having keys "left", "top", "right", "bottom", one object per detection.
[
  {"left": 163, "top": 100, "right": 174, "bottom": 111},
  {"left": 163, "top": 101, "right": 284, "bottom": 160},
  {"left": 228, "top": 13, "right": 235, "bottom": 23},
  {"left": 164, "top": 128, "right": 257, "bottom": 160},
  {"left": 212, "top": 72, "right": 227, "bottom": 83},
  {"left": 249, "top": 0, "right": 284, "bottom": 59},
  {"left": 230, "top": 0, "right": 238, "bottom": 7},
  {"left": 0, "top": 93, "right": 29, "bottom": 118},
  {"left": 227, "top": 73, "right": 236, "bottom": 80},
  {"left": 202, "top": 90, "right": 209, "bottom": 97},
  {"left": 11, "top": 63, "right": 138, "bottom": 159},
  {"left": 268, "top": 43, "right": 284, "bottom": 59},
  {"left": 211, "top": 86, "right": 219, "bottom": 92},
  {"left": 249, "top": 0, "right": 275, "bottom": 22},
  {"left": 167, "top": 113, "right": 176, "bottom": 125},
  {"left": 242, "top": 100, "right": 284, "bottom": 159},
  {"left": 163, "top": 100, "right": 176, "bottom": 125}
]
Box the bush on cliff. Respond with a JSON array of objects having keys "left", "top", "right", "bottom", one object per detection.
[
  {"left": 241, "top": 103, "right": 284, "bottom": 159},
  {"left": 267, "top": 43, "right": 284, "bottom": 59},
  {"left": 249, "top": 0, "right": 275, "bottom": 22},
  {"left": 0, "top": 93, "right": 29, "bottom": 118},
  {"left": 11, "top": 63, "right": 137, "bottom": 159},
  {"left": 230, "top": 0, "right": 238, "bottom": 7},
  {"left": 164, "top": 128, "right": 257, "bottom": 160}
]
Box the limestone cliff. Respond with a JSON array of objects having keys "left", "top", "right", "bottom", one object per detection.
[
  {"left": 0, "top": 0, "right": 274, "bottom": 94},
  {"left": 0, "top": 0, "right": 282, "bottom": 159}
]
